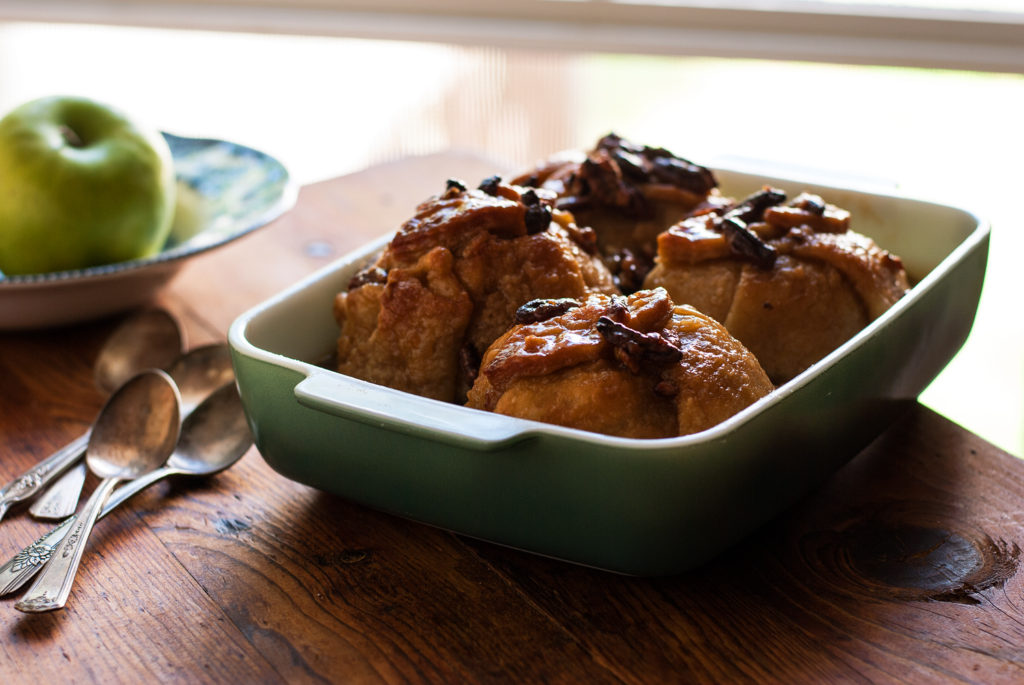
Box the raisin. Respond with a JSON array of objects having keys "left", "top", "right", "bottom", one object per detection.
[
  {"left": 478, "top": 175, "right": 502, "bottom": 196},
  {"left": 720, "top": 217, "right": 777, "bottom": 269},
  {"left": 443, "top": 179, "right": 467, "bottom": 199},
  {"left": 596, "top": 316, "right": 683, "bottom": 374},
  {"left": 610, "top": 248, "right": 653, "bottom": 294},
  {"left": 523, "top": 200, "right": 552, "bottom": 234},
  {"left": 514, "top": 298, "right": 582, "bottom": 325},
  {"left": 726, "top": 187, "right": 787, "bottom": 224},
  {"left": 347, "top": 266, "right": 387, "bottom": 290}
]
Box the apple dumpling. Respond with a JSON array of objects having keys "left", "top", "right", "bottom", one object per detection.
[
  {"left": 465, "top": 288, "right": 773, "bottom": 439},
  {"left": 334, "top": 177, "right": 617, "bottom": 403},
  {"left": 512, "top": 133, "right": 726, "bottom": 292},
  {"left": 644, "top": 187, "right": 910, "bottom": 383}
]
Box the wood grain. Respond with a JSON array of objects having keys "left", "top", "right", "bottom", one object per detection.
[
  {"left": 2, "top": 151, "right": 1023, "bottom": 683},
  {"left": 466, "top": 407, "right": 1024, "bottom": 683}
]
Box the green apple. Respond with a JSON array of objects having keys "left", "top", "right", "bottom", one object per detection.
[{"left": 0, "top": 95, "right": 176, "bottom": 275}]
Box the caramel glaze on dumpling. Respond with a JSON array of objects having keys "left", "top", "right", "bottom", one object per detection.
[
  {"left": 513, "top": 133, "right": 728, "bottom": 293},
  {"left": 333, "top": 177, "right": 617, "bottom": 403},
  {"left": 644, "top": 187, "right": 910, "bottom": 384},
  {"left": 466, "top": 288, "right": 773, "bottom": 439}
]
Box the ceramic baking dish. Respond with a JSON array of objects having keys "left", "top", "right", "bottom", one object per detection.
[{"left": 228, "top": 166, "right": 989, "bottom": 575}]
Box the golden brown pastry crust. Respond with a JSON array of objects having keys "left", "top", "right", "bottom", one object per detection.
[
  {"left": 466, "top": 288, "right": 773, "bottom": 439},
  {"left": 335, "top": 247, "right": 472, "bottom": 402},
  {"left": 513, "top": 133, "right": 725, "bottom": 292},
  {"left": 645, "top": 188, "right": 910, "bottom": 383},
  {"left": 333, "top": 178, "right": 617, "bottom": 402}
]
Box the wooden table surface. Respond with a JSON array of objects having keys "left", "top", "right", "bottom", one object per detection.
[{"left": 2, "top": 151, "right": 1023, "bottom": 683}]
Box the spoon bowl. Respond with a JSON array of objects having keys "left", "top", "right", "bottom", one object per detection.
[
  {"left": 170, "top": 381, "right": 251, "bottom": 476},
  {"left": 93, "top": 309, "right": 184, "bottom": 394},
  {"left": 168, "top": 343, "right": 236, "bottom": 416},
  {"left": 87, "top": 368, "right": 183, "bottom": 480}
]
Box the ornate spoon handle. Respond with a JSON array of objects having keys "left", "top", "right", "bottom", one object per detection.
[
  {"left": 0, "top": 465, "right": 176, "bottom": 596},
  {"left": 15, "top": 477, "right": 120, "bottom": 613},
  {"left": 0, "top": 517, "right": 76, "bottom": 597},
  {"left": 0, "top": 432, "right": 89, "bottom": 522},
  {"left": 29, "top": 462, "right": 88, "bottom": 520}
]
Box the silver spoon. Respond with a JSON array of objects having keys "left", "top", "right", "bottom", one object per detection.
[
  {"left": 0, "top": 309, "right": 183, "bottom": 522},
  {"left": 28, "top": 342, "right": 234, "bottom": 520},
  {"left": 93, "top": 309, "right": 185, "bottom": 395},
  {"left": 168, "top": 344, "right": 236, "bottom": 417},
  {"left": 14, "top": 369, "right": 182, "bottom": 613},
  {"left": 0, "top": 381, "right": 250, "bottom": 597}
]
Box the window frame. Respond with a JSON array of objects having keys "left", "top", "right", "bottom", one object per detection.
[{"left": 1, "top": 0, "right": 1022, "bottom": 72}]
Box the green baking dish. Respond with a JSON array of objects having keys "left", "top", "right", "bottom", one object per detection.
[{"left": 228, "top": 166, "right": 989, "bottom": 576}]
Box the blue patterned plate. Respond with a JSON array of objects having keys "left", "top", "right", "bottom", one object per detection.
[{"left": 0, "top": 132, "right": 298, "bottom": 330}]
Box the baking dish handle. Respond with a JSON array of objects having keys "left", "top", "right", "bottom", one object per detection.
[{"left": 293, "top": 371, "right": 536, "bottom": 450}]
